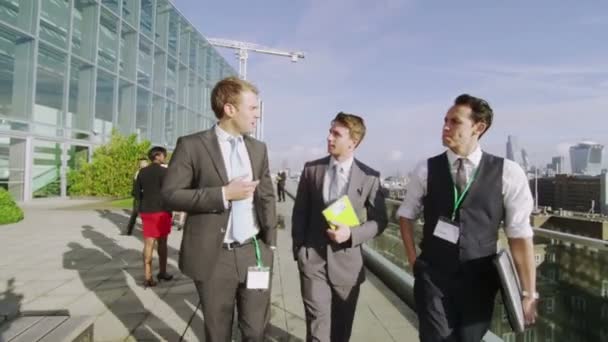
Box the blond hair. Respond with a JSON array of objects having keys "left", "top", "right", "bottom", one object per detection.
[
  {"left": 210, "top": 76, "right": 259, "bottom": 119},
  {"left": 332, "top": 112, "right": 366, "bottom": 147}
]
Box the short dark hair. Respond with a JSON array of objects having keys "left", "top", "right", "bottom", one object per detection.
[
  {"left": 210, "top": 76, "right": 259, "bottom": 119},
  {"left": 454, "top": 94, "right": 493, "bottom": 137},
  {"left": 332, "top": 112, "right": 366, "bottom": 147},
  {"left": 148, "top": 146, "right": 167, "bottom": 161}
]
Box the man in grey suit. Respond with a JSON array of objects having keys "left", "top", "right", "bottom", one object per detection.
[
  {"left": 161, "top": 77, "right": 276, "bottom": 342},
  {"left": 292, "top": 112, "right": 388, "bottom": 342}
]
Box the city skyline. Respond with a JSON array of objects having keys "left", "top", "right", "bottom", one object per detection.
[{"left": 172, "top": 0, "right": 608, "bottom": 174}]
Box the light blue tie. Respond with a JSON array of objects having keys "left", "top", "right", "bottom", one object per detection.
[
  {"left": 229, "top": 137, "right": 255, "bottom": 243},
  {"left": 328, "top": 164, "right": 342, "bottom": 202}
]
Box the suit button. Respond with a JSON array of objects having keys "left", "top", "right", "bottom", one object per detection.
[{"left": 220, "top": 227, "right": 226, "bottom": 233}]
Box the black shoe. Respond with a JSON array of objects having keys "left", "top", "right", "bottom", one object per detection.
[
  {"left": 143, "top": 278, "right": 157, "bottom": 288},
  {"left": 157, "top": 272, "right": 174, "bottom": 282}
]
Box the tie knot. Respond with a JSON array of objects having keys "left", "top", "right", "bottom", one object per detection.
[{"left": 229, "top": 136, "right": 242, "bottom": 146}]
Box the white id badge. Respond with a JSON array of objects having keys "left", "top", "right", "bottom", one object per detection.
[
  {"left": 433, "top": 217, "right": 460, "bottom": 244},
  {"left": 247, "top": 266, "right": 270, "bottom": 290}
]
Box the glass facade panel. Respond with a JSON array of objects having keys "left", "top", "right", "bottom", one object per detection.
[
  {"left": 138, "top": 36, "right": 153, "bottom": 88},
  {"left": 119, "top": 25, "right": 137, "bottom": 80},
  {"left": 0, "top": 0, "right": 236, "bottom": 200},
  {"left": 168, "top": 10, "right": 178, "bottom": 55},
  {"left": 67, "top": 58, "right": 94, "bottom": 135},
  {"left": 118, "top": 79, "right": 135, "bottom": 134},
  {"left": 122, "top": 0, "right": 138, "bottom": 28},
  {"left": 136, "top": 87, "right": 150, "bottom": 140},
  {"left": 39, "top": 0, "right": 69, "bottom": 49},
  {"left": 0, "top": 0, "right": 37, "bottom": 33},
  {"left": 0, "top": 27, "right": 23, "bottom": 122},
  {"left": 188, "top": 35, "right": 197, "bottom": 70},
  {"left": 72, "top": 0, "right": 98, "bottom": 61},
  {"left": 0, "top": 136, "right": 26, "bottom": 200},
  {"left": 140, "top": 0, "right": 153, "bottom": 38},
  {"left": 164, "top": 100, "right": 176, "bottom": 146},
  {"left": 34, "top": 44, "right": 65, "bottom": 133},
  {"left": 98, "top": 9, "right": 118, "bottom": 71},
  {"left": 166, "top": 56, "right": 177, "bottom": 100},
  {"left": 155, "top": 0, "right": 170, "bottom": 47},
  {"left": 94, "top": 71, "right": 114, "bottom": 138},
  {"left": 32, "top": 140, "right": 61, "bottom": 198},
  {"left": 101, "top": 0, "right": 119, "bottom": 14},
  {"left": 66, "top": 144, "right": 89, "bottom": 195}
]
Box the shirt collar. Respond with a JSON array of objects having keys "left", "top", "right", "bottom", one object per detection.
[
  {"left": 215, "top": 124, "right": 242, "bottom": 142},
  {"left": 446, "top": 145, "right": 483, "bottom": 168},
  {"left": 329, "top": 155, "right": 354, "bottom": 174}
]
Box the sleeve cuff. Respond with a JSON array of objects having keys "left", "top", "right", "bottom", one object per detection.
[
  {"left": 222, "top": 186, "right": 230, "bottom": 209},
  {"left": 505, "top": 225, "right": 534, "bottom": 239},
  {"left": 397, "top": 206, "right": 417, "bottom": 220}
]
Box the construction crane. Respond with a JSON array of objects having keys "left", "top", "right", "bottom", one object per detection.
[
  {"left": 207, "top": 38, "right": 305, "bottom": 140},
  {"left": 207, "top": 38, "right": 305, "bottom": 80}
]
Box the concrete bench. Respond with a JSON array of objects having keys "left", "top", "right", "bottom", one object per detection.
[{"left": 0, "top": 311, "right": 94, "bottom": 342}]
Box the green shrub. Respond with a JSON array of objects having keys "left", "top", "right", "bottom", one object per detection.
[
  {"left": 0, "top": 188, "right": 24, "bottom": 225},
  {"left": 68, "top": 131, "right": 151, "bottom": 197}
]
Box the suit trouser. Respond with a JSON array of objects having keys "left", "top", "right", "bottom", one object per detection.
[
  {"left": 299, "top": 263, "right": 360, "bottom": 342},
  {"left": 125, "top": 201, "right": 138, "bottom": 235},
  {"left": 413, "top": 258, "right": 499, "bottom": 342},
  {"left": 194, "top": 242, "right": 273, "bottom": 342}
]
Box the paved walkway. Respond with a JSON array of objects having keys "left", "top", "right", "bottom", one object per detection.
[{"left": 0, "top": 195, "right": 418, "bottom": 341}]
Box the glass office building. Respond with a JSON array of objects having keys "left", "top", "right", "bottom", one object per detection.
[{"left": 0, "top": 0, "right": 236, "bottom": 201}]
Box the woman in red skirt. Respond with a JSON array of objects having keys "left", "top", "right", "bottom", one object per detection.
[{"left": 134, "top": 146, "right": 173, "bottom": 287}]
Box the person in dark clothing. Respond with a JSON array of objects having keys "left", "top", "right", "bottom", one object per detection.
[
  {"left": 276, "top": 170, "right": 286, "bottom": 202},
  {"left": 398, "top": 94, "right": 537, "bottom": 342},
  {"left": 124, "top": 159, "right": 149, "bottom": 235},
  {"left": 134, "top": 146, "right": 173, "bottom": 287}
]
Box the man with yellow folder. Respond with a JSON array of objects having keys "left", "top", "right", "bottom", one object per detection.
[{"left": 292, "top": 112, "right": 388, "bottom": 342}]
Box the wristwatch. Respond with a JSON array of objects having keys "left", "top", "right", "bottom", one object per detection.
[{"left": 522, "top": 290, "right": 540, "bottom": 299}]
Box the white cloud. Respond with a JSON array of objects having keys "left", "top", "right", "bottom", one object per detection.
[{"left": 388, "top": 150, "right": 403, "bottom": 161}]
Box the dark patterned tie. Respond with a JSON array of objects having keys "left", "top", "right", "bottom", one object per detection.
[{"left": 455, "top": 158, "right": 467, "bottom": 193}]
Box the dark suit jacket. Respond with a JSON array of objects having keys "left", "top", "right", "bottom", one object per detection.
[
  {"left": 291, "top": 156, "right": 388, "bottom": 285},
  {"left": 134, "top": 163, "right": 167, "bottom": 213},
  {"left": 161, "top": 128, "right": 277, "bottom": 282}
]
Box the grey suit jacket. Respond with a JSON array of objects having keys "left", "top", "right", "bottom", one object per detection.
[
  {"left": 161, "top": 128, "right": 277, "bottom": 282},
  {"left": 291, "top": 156, "right": 388, "bottom": 286}
]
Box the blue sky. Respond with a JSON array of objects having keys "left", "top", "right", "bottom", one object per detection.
[{"left": 173, "top": 0, "right": 608, "bottom": 175}]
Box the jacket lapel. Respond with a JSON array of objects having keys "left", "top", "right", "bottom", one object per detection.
[
  {"left": 347, "top": 159, "right": 365, "bottom": 204},
  {"left": 317, "top": 156, "right": 330, "bottom": 203},
  {"left": 243, "top": 136, "right": 259, "bottom": 181},
  {"left": 199, "top": 129, "right": 229, "bottom": 184}
]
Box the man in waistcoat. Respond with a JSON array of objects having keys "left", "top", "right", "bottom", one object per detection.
[{"left": 397, "top": 94, "right": 538, "bottom": 342}]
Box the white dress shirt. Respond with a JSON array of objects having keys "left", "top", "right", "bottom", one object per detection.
[
  {"left": 323, "top": 156, "right": 354, "bottom": 203},
  {"left": 397, "top": 145, "right": 534, "bottom": 238},
  {"left": 215, "top": 125, "right": 259, "bottom": 243}
]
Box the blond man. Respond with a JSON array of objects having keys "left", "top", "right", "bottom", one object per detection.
[
  {"left": 292, "top": 112, "right": 388, "bottom": 342},
  {"left": 162, "top": 77, "right": 276, "bottom": 342}
]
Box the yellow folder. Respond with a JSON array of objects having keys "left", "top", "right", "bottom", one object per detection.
[{"left": 322, "top": 195, "right": 361, "bottom": 230}]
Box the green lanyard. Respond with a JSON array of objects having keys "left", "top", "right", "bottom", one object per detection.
[
  {"left": 451, "top": 165, "right": 478, "bottom": 221},
  {"left": 253, "top": 237, "right": 263, "bottom": 268}
]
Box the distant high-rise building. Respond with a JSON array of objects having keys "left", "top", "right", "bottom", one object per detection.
[
  {"left": 506, "top": 135, "right": 519, "bottom": 161},
  {"left": 521, "top": 148, "right": 530, "bottom": 173},
  {"left": 551, "top": 156, "right": 565, "bottom": 174},
  {"left": 569, "top": 142, "right": 604, "bottom": 175}
]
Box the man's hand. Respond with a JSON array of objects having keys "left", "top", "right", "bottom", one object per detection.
[
  {"left": 522, "top": 296, "right": 538, "bottom": 326},
  {"left": 224, "top": 176, "right": 259, "bottom": 201},
  {"left": 326, "top": 222, "right": 352, "bottom": 244}
]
